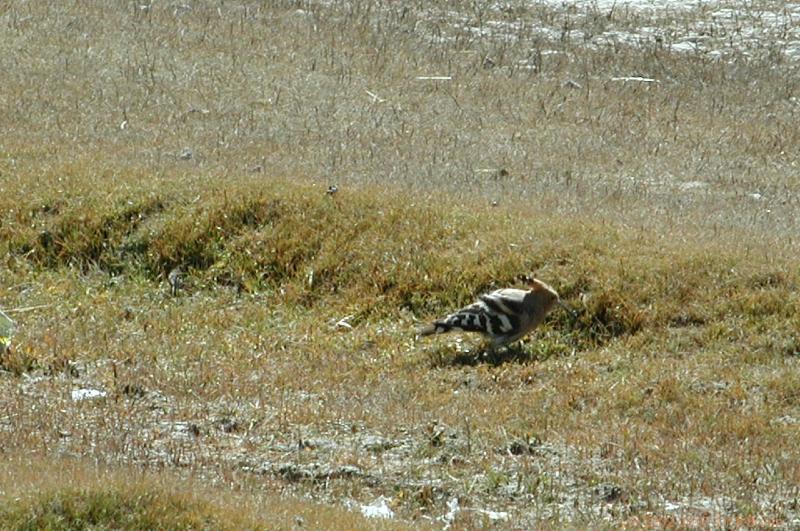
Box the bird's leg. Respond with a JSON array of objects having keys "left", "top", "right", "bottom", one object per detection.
[
  {"left": 479, "top": 339, "right": 496, "bottom": 360},
  {"left": 516, "top": 339, "right": 525, "bottom": 353}
]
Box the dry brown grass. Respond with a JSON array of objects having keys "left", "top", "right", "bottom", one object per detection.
[{"left": 1, "top": 0, "right": 799, "bottom": 528}]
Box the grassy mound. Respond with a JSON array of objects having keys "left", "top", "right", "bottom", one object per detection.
[
  {"left": 4, "top": 487, "right": 235, "bottom": 530},
  {"left": 3, "top": 173, "right": 796, "bottom": 354},
  {"left": 0, "top": 458, "right": 408, "bottom": 531}
]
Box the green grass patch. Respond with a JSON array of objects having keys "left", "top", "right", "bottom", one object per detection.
[
  {"left": 0, "top": 457, "right": 411, "bottom": 531},
  {"left": 4, "top": 487, "right": 231, "bottom": 530}
]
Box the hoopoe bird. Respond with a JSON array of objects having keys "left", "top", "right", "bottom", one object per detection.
[{"left": 418, "top": 278, "right": 570, "bottom": 348}]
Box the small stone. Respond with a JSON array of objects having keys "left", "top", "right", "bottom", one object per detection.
[
  {"left": 217, "top": 418, "right": 240, "bottom": 433},
  {"left": 595, "top": 483, "right": 623, "bottom": 503}
]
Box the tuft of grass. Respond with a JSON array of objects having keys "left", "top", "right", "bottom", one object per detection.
[
  {"left": 33, "top": 196, "right": 165, "bottom": 273},
  {"left": 0, "top": 457, "right": 412, "bottom": 531},
  {"left": 0, "top": 344, "right": 37, "bottom": 376},
  {"left": 6, "top": 488, "right": 226, "bottom": 530}
]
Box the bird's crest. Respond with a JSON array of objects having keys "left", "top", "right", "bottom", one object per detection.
[{"left": 529, "top": 278, "right": 557, "bottom": 295}]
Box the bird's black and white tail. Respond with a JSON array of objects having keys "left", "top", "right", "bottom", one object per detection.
[{"left": 418, "top": 299, "right": 519, "bottom": 340}]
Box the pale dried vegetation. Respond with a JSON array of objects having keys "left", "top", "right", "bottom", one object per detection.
[{"left": 0, "top": 0, "right": 799, "bottom": 528}]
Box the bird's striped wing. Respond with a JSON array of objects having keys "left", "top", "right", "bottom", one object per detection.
[
  {"left": 427, "top": 302, "right": 479, "bottom": 332},
  {"left": 478, "top": 289, "right": 528, "bottom": 317},
  {"left": 429, "top": 288, "right": 526, "bottom": 338},
  {"left": 477, "top": 289, "right": 528, "bottom": 338}
]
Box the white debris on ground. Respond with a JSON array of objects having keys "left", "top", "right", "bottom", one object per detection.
[
  {"left": 475, "top": 508, "right": 511, "bottom": 521},
  {"left": 410, "top": 0, "right": 800, "bottom": 62},
  {"left": 359, "top": 496, "right": 395, "bottom": 519},
  {"left": 71, "top": 388, "right": 108, "bottom": 401},
  {"left": 679, "top": 181, "right": 708, "bottom": 192},
  {"left": 535, "top": 0, "right": 707, "bottom": 10},
  {"left": 441, "top": 496, "right": 510, "bottom": 527},
  {"left": 442, "top": 497, "right": 460, "bottom": 528},
  {"left": 665, "top": 495, "right": 735, "bottom": 515}
]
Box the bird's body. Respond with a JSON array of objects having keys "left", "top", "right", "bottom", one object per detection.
[{"left": 419, "top": 279, "right": 565, "bottom": 347}]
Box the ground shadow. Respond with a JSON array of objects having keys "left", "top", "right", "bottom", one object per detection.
[{"left": 429, "top": 343, "right": 540, "bottom": 368}]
